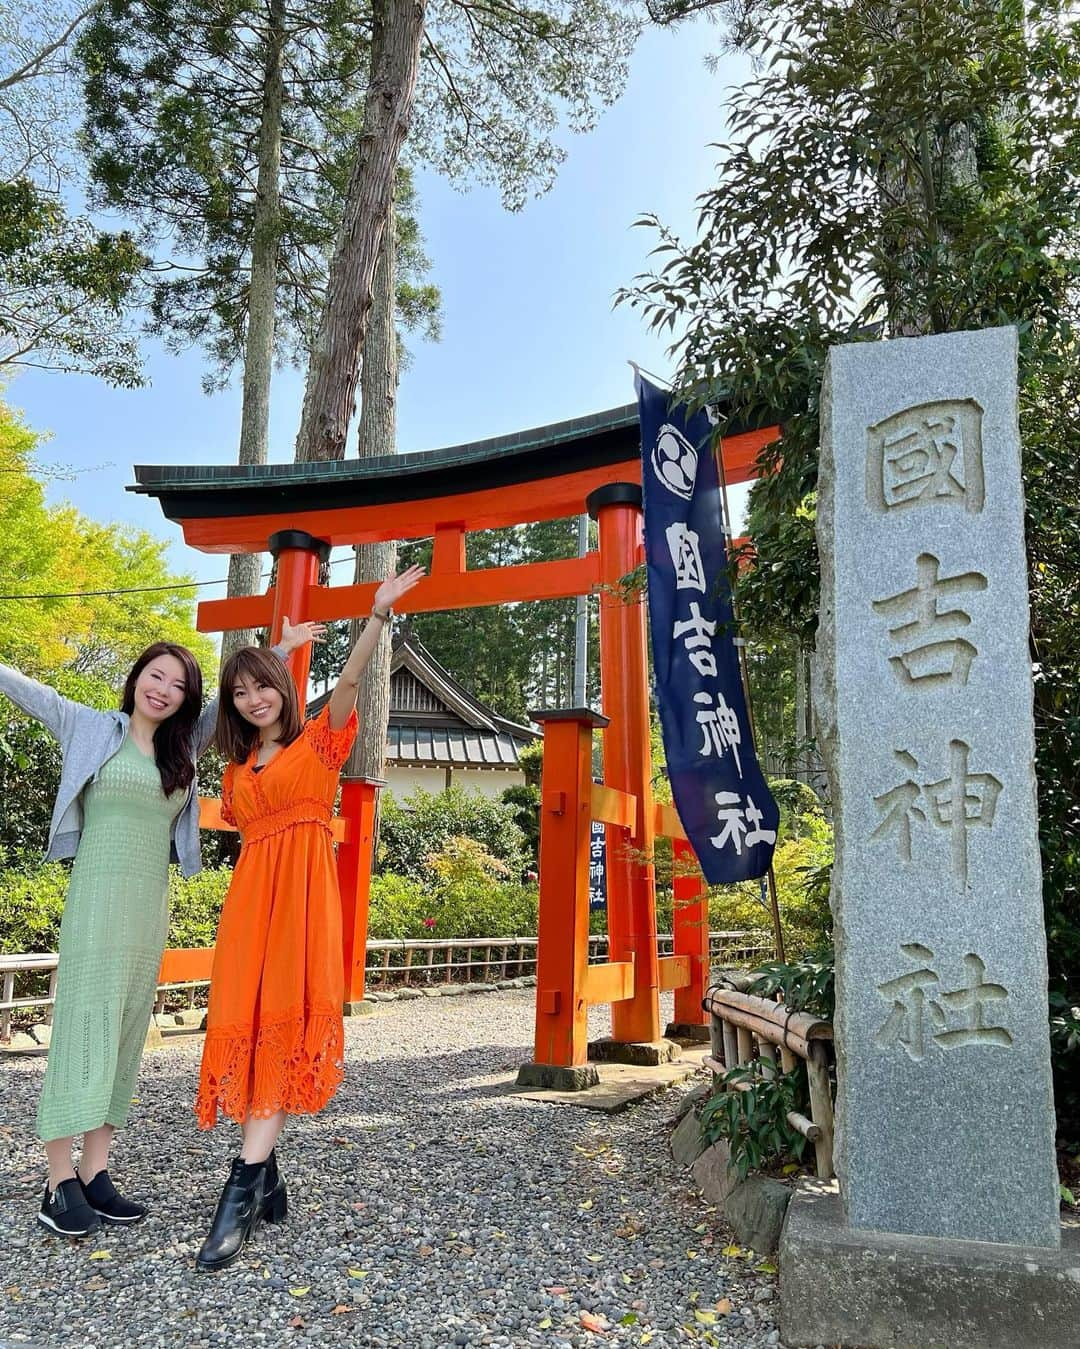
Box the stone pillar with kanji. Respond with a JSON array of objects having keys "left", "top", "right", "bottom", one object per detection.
[{"left": 780, "top": 327, "right": 1076, "bottom": 1349}]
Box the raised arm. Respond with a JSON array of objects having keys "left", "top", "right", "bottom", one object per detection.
[
  {"left": 327, "top": 565, "right": 426, "bottom": 730},
  {"left": 193, "top": 620, "right": 327, "bottom": 756},
  {"left": 0, "top": 662, "right": 82, "bottom": 743}
]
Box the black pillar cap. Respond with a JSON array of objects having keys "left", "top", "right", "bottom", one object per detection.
[
  {"left": 529, "top": 707, "right": 610, "bottom": 728},
  {"left": 268, "top": 529, "right": 332, "bottom": 562},
  {"left": 586, "top": 482, "right": 643, "bottom": 520}
]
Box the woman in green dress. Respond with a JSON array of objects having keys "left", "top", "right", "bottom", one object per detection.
[{"left": 0, "top": 623, "right": 321, "bottom": 1238}]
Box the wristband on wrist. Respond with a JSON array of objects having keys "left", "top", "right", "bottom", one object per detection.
[{"left": 371, "top": 606, "right": 391, "bottom": 622}]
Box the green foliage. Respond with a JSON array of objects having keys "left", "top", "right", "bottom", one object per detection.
[
  {"left": 748, "top": 948, "right": 835, "bottom": 1022},
  {"left": 0, "top": 3, "right": 145, "bottom": 384},
  {"left": 166, "top": 867, "right": 232, "bottom": 949},
  {"left": 0, "top": 180, "right": 144, "bottom": 384},
  {"left": 378, "top": 785, "right": 527, "bottom": 881},
  {"left": 517, "top": 738, "right": 543, "bottom": 787},
  {"left": 0, "top": 401, "right": 216, "bottom": 852},
  {"left": 397, "top": 519, "right": 601, "bottom": 723},
  {"left": 368, "top": 847, "right": 539, "bottom": 941},
  {"left": 423, "top": 837, "right": 539, "bottom": 938},
  {"left": 0, "top": 859, "right": 67, "bottom": 952},
  {"left": 77, "top": 2, "right": 438, "bottom": 386},
  {"left": 708, "top": 781, "right": 833, "bottom": 957},
  {"left": 1050, "top": 991, "right": 1080, "bottom": 1136},
  {"left": 620, "top": 0, "right": 1080, "bottom": 1008},
  {"left": 0, "top": 861, "right": 233, "bottom": 953},
  {"left": 700, "top": 1061, "right": 809, "bottom": 1181},
  {"left": 501, "top": 782, "right": 540, "bottom": 863}
]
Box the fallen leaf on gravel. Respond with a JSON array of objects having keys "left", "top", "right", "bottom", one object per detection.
[
  {"left": 640, "top": 1333, "right": 654, "bottom": 1345},
  {"left": 288, "top": 1287, "right": 310, "bottom": 1297},
  {"left": 619, "top": 1312, "right": 638, "bottom": 1325},
  {"left": 756, "top": 1260, "right": 778, "bottom": 1275},
  {"left": 580, "top": 1311, "right": 608, "bottom": 1332},
  {"left": 88, "top": 1251, "right": 112, "bottom": 1260},
  {"left": 548, "top": 1285, "right": 568, "bottom": 1295},
  {"left": 347, "top": 1269, "right": 368, "bottom": 1279},
  {"left": 584, "top": 1254, "right": 603, "bottom": 1263},
  {"left": 537, "top": 1317, "right": 552, "bottom": 1330},
  {"left": 782, "top": 1162, "right": 799, "bottom": 1175},
  {"left": 721, "top": 1244, "right": 743, "bottom": 1258},
  {"left": 84, "top": 1279, "right": 108, "bottom": 1292},
  {"left": 715, "top": 1298, "right": 732, "bottom": 1315},
  {"left": 685, "top": 1249, "right": 698, "bottom": 1259},
  {"left": 578, "top": 1199, "right": 593, "bottom": 1211},
  {"left": 331, "top": 1305, "right": 353, "bottom": 1315},
  {"left": 692, "top": 1223, "right": 707, "bottom": 1233},
  {"left": 262, "top": 1268, "right": 270, "bottom": 1279},
  {"left": 458, "top": 1245, "right": 475, "bottom": 1256},
  {"left": 419, "top": 1245, "right": 435, "bottom": 1257},
  {"left": 288, "top": 1316, "right": 304, "bottom": 1329},
  {"left": 351, "top": 1202, "right": 367, "bottom": 1211},
  {"left": 694, "top": 1310, "right": 717, "bottom": 1324}
]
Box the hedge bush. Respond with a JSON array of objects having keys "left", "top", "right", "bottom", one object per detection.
[
  {"left": 0, "top": 862, "right": 234, "bottom": 954},
  {"left": 369, "top": 839, "right": 539, "bottom": 940},
  {"left": 378, "top": 785, "right": 527, "bottom": 880}
]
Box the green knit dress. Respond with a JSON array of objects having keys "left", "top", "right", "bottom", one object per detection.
[{"left": 36, "top": 736, "right": 186, "bottom": 1142}]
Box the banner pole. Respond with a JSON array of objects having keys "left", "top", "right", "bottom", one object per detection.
[{"left": 713, "top": 434, "right": 786, "bottom": 963}]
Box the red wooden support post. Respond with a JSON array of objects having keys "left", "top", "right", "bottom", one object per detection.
[
  {"left": 588, "top": 484, "right": 662, "bottom": 1049},
  {"left": 671, "top": 837, "right": 711, "bottom": 1034},
  {"left": 516, "top": 708, "right": 609, "bottom": 1091},
  {"left": 337, "top": 777, "right": 383, "bottom": 1015},
  {"left": 268, "top": 529, "right": 330, "bottom": 709}
]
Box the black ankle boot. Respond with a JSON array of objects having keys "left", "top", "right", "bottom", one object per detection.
[
  {"left": 261, "top": 1150, "right": 287, "bottom": 1225},
  {"left": 196, "top": 1158, "right": 268, "bottom": 1272},
  {"left": 78, "top": 1169, "right": 148, "bottom": 1225}
]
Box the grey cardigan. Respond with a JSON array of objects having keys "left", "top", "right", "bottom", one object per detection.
[{"left": 0, "top": 647, "right": 285, "bottom": 878}]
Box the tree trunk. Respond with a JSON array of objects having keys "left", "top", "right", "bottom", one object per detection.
[
  {"left": 346, "top": 207, "right": 398, "bottom": 785},
  {"left": 223, "top": 0, "right": 286, "bottom": 659},
  {"left": 293, "top": 0, "right": 426, "bottom": 464}
]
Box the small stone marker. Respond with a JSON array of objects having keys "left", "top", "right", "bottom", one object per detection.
[{"left": 814, "top": 326, "right": 1059, "bottom": 1247}]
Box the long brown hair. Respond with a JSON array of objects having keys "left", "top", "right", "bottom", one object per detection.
[
  {"left": 120, "top": 643, "right": 204, "bottom": 796},
  {"left": 216, "top": 646, "right": 303, "bottom": 764}
]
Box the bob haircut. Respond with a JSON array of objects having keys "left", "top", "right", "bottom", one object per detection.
[
  {"left": 216, "top": 646, "right": 303, "bottom": 764},
  {"left": 120, "top": 642, "right": 204, "bottom": 796}
]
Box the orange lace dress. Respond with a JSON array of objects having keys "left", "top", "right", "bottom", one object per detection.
[{"left": 195, "top": 705, "right": 358, "bottom": 1128}]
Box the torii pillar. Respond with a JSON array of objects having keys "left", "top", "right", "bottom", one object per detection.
[{"left": 586, "top": 484, "right": 671, "bottom": 1063}]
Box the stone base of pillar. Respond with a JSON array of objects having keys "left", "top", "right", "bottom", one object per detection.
[
  {"left": 780, "top": 1181, "right": 1080, "bottom": 1349},
  {"left": 664, "top": 1022, "right": 710, "bottom": 1043},
  {"left": 516, "top": 1062, "right": 600, "bottom": 1091},
  {"left": 343, "top": 999, "right": 377, "bottom": 1017},
  {"left": 587, "top": 1036, "right": 680, "bottom": 1067}
]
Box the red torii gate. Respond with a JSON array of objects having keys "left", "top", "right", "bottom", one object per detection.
[{"left": 134, "top": 403, "right": 776, "bottom": 1085}]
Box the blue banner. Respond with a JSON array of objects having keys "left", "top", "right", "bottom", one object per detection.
[
  {"left": 588, "top": 816, "right": 607, "bottom": 912},
  {"left": 636, "top": 372, "right": 779, "bottom": 884}
]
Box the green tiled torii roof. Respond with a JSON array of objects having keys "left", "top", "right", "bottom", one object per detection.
[{"left": 130, "top": 404, "right": 644, "bottom": 513}]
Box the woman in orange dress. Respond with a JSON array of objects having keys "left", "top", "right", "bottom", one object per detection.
[{"left": 194, "top": 564, "right": 425, "bottom": 1271}]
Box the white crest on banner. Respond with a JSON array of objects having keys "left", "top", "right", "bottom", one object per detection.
[{"left": 651, "top": 423, "right": 697, "bottom": 500}]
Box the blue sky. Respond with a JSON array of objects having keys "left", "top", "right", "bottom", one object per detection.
[{"left": 11, "top": 18, "right": 751, "bottom": 600}]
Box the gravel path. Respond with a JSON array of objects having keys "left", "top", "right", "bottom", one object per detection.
[{"left": 0, "top": 990, "right": 785, "bottom": 1349}]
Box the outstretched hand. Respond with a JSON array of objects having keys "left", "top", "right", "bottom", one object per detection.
[
  {"left": 280, "top": 616, "right": 328, "bottom": 654},
  {"left": 374, "top": 564, "right": 426, "bottom": 613}
]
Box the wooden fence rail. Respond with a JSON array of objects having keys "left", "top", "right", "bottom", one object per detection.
[
  {"left": 0, "top": 932, "right": 774, "bottom": 1034},
  {"left": 701, "top": 984, "right": 836, "bottom": 1180}
]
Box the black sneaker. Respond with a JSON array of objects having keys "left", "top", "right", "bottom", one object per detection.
[
  {"left": 38, "top": 1178, "right": 103, "bottom": 1238},
  {"left": 78, "top": 1169, "right": 148, "bottom": 1225}
]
